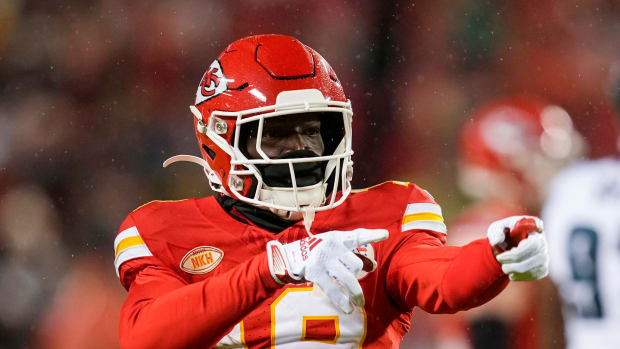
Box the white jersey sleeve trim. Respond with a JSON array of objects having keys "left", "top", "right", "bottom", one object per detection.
[
  {"left": 114, "top": 245, "right": 154, "bottom": 276},
  {"left": 404, "top": 202, "right": 443, "bottom": 216},
  {"left": 114, "top": 226, "right": 140, "bottom": 251},
  {"left": 113, "top": 226, "right": 153, "bottom": 277},
  {"left": 402, "top": 220, "right": 447, "bottom": 234},
  {"left": 401, "top": 203, "right": 446, "bottom": 234}
]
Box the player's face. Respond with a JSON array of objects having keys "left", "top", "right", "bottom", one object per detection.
[{"left": 246, "top": 113, "right": 324, "bottom": 159}]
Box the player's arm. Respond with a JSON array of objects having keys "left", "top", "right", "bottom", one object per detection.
[
  {"left": 387, "top": 230, "right": 509, "bottom": 314},
  {"left": 388, "top": 216, "right": 548, "bottom": 314},
  {"left": 115, "top": 213, "right": 283, "bottom": 349},
  {"left": 119, "top": 253, "right": 278, "bottom": 349},
  {"left": 383, "top": 185, "right": 506, "bottom": 313}
]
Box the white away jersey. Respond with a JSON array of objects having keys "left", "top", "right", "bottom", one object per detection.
[{"left": 542, "top": 158, "right": 620, "bottom": 349}]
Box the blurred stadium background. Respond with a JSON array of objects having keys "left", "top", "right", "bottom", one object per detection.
[{"left": 0, "top": 1, "right": 619, "bottom": 348}]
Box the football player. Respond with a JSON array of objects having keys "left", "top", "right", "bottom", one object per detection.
[
  {"left": 541, "top": 63, "right": 620, "bottom": 349},
  {"left": 114, "top": 35, "right": 549, "bottom": 348}
]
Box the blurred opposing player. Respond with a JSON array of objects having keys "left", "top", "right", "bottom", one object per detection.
[
  {"left": 114, "top": 35, "right": 550, "bottom": 348},
  {"left": 428, "top": 96, "right": 584, "bottom": 349},
  {"left": 541, "top": 64, "right": 620, "bottom": 349}
]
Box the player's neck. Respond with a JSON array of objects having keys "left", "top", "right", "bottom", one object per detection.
[{"left": 215, "top": 195, "right": 299, "bottom": 233}]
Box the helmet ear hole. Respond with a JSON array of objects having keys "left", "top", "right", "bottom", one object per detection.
[{"left": 202, "top": 145, "right": 217, "bottom": 160}]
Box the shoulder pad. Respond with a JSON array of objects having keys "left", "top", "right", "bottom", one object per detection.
[
  {"left": 346, "top": 181, "right": 446, "bottom": 235},
  {"left": 351, "top": 180, "right": 411, "bottom": 194},
  {"left": 114, "top": 199, "right": 195, "bottom": 285}
]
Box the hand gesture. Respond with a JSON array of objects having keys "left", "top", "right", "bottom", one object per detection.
[
  {"left": 267, "top": 228, "right": 388, "bottom": 313},
  {"left": 487, "top": 216, "right": 549, "bottom": 281}
]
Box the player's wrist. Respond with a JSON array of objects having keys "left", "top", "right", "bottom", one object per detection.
[
  {"left": 259, "top": 249, "right": 288, "bottom": 290},
  {"left": 266, "top": 240, "right": 304, "bottom": 285}
]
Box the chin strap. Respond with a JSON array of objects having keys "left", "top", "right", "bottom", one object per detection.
[{"left": 302, "top": 205, "right": 316, "bottom": 238}]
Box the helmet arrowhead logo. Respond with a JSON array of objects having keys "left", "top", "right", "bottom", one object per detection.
[
  {"left": 196, "top": 60, "right": 228, "bottom": 105},
  {"left": 201, "top": 67, "right": 220, "bottom": 96}
]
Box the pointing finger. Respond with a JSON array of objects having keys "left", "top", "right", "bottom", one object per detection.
[{"left": 339, "top": 229, "right": 389, "bottom": 249}]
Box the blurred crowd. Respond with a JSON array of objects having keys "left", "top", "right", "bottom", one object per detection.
[{"left": 0, "top": 1, "right": 619, "bottom": 348}]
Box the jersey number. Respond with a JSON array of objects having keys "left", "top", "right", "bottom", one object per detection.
[
  {"left": 568, "top": 227, "right": 603, "bottom": 318},
  {"left": 269, "top": 287, "right": 366, "bottom": 348}
]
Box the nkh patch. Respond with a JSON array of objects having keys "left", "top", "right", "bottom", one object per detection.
[
  {"left": 195, "top": 59, "right": 228, "bottom": 104},
  {"left": 180, "top": 246, "right": 224, "bottom": 275}
]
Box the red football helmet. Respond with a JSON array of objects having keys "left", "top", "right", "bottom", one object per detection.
[
  {"left": 459, "top": 95, "right": 585, "bottom": 208},
  {"left": 164, "top": 35, "right": 353, "bottom": 219}
]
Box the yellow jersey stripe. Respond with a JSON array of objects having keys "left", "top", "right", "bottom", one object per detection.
[
  {"left": 132, "top": 199, "right": 190, "bottom": 212},
  {"left": 402, "top": 212, "right": 444, "bottom": 225},
  {"left": 240, "top": 321, "right": 248, "bottom": 349},
  {"left": 114, "top": 226, "right": 140, "bottom": 251},
  {"left": 115, "top": 236, "right": 146, "bottom": 257},
  {"left": 114, "top": 244, "right": 153, "bottom": 276},
  {"left": 402, "top": 220, "right": 447, "bottom": 234}
]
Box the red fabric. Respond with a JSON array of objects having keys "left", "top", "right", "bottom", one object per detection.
[
  {"left": 387, "top": 236, "right": 508, "bottom": 313},
  {"left": 302, "top": 318, "right": 338, "bottom": 342},
  {"left": 119, "top": 254, "right": 280, "bottom": 349},
  {"left": 116, "top": 182, "right": 508, "bottom": 348}
]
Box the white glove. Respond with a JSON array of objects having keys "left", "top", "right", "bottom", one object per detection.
[
  {"left": 487, "top": 216, "right": 549, "bottom": 281},
  {"left": 266, "top": 228, "right": 388, "bottom": 313}
]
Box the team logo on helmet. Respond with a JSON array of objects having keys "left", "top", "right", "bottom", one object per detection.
[{"left": 195, "top": 60, "right": 228, "bottom": 105}]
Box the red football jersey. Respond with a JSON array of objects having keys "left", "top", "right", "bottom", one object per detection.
[{"left": 114, "top": 182, "right": 508, "bottom": 348}]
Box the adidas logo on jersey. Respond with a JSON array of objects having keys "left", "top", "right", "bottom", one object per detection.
[{"left": 180, "top": 246, "right": 224, "bottom": 274}]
